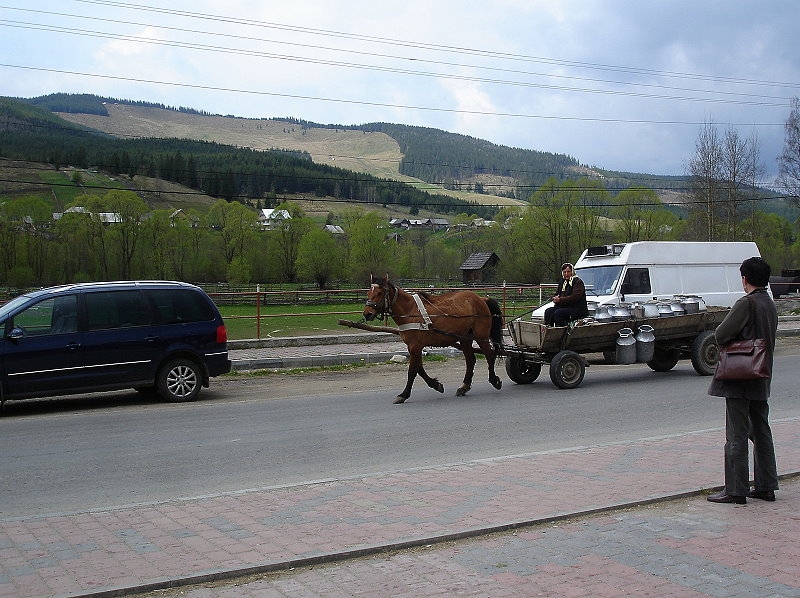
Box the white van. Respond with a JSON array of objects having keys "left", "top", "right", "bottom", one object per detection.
[{"left": 532, "top": 241, "right": 764, "bottom": 320}]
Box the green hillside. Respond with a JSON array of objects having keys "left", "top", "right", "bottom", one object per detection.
[
  {"left": 22, "top": 93, "right": 688, "bottom": 204},
  {"left": 1, "top": 96, "right": 496, "bottom": 219}
]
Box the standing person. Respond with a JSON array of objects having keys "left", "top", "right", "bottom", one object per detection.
[
  {"left": 707, "top": 257, "right": 779, "bottom": 505},
  {"left": 544, "top": 262, "right": 589, "bottom": 326}
]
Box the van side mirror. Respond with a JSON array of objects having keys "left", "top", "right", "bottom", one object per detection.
[{"left": 8, "top": 326, "right": 25, "bottom": 341}]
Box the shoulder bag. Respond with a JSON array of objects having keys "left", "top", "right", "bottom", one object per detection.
[{"left": 713, "top": 297, "right": 770, "bottom": 381}]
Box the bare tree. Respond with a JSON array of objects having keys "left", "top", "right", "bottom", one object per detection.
[
  {"left": 720, "top": 127, "right": 762, "bottom": 240},
  {"left": 744, "top": 130, "right": 765, "bottom": 240},
  {"left": 778, "top": 97, "right": 800, "bottom": 206},
  {"left": 687, "top": 122, "right": 722, "bottom": 240},
  {"left": 687, "top": 122, "right": 762, "bottom": 241}
]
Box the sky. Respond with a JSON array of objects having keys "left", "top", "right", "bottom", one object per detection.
[{"left": 1, "top": 0, "right": 798, "bottom": 181}]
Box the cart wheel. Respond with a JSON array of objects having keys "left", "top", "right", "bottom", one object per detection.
[
  {"left": 549, "top": 350, "right": 585, "bottom": 389},
  {"left": 646, "top": 346, "right": 681, "bottom": 372},
  {"left": 505, "top": 355, "right": 542, "bottom": 384},
  {"left": 690, "top": 330, "right": 719, "bottom": 376}
]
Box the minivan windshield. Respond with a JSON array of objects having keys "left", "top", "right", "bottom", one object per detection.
[
  {"left": 575, "top": 265, "right": 623, "bottom": 297},
  {"left": 0, "top": 294, "right": 34, "bottom": 322}
]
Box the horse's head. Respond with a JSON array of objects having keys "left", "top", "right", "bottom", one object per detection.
[{"left": 363, "top": 273, "right": 393, "bottom": 322}]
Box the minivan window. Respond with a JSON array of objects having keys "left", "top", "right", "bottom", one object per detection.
[
  {"left": 149, "top": 289, "right": 215, "bottom": 324},
  {"left": 85, "top": 290, "right": 152, "bottom": 330},
  {"left": 12, "top": 295, "right": 78, "bottom": 336}
]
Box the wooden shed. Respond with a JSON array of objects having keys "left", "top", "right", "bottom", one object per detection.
[{"left": 460, "top": 252, "right": 500, "bottom": 284}]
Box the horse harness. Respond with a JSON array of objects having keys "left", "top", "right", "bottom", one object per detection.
[{"left": 365, "top": 283, "right": 482, "bottom": 340}]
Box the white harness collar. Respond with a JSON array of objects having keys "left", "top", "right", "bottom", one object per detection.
[{"left": 398, "top": 294, "right": 432, "bottom": 331}]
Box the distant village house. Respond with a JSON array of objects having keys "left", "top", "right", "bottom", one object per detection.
[{"left": 259, "top": 208, "right": 291, "bottom": 230}]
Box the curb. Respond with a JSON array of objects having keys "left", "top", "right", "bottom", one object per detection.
[
  {"left": 230, "top": 350, "right": 406, "bottom": 371},
  {"left": 72, "top": 471, "right": 800, "bottom": 598},
  {"left": 228, "top": 326, "right": 800, "bottom": 372}
]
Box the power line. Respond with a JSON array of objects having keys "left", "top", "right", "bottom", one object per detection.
[
  {"left": 1, "top": 6, "right": 796, "bottom": 105},
  {"left": 0, "top": 18, "right": 784, "bottom": 107},
  {"left": 67, "top": 0, "right": 800, "bottom": 91},
  {"left": 0, "top": 63, "right": 788, "bottom": 128},
  {"left": 1, "top": 165, "right": 792, "bottom": 211}
]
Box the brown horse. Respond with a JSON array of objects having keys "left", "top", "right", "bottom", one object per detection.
[{"left": 363, "top": 275, "right": 504, "bottom": 403}]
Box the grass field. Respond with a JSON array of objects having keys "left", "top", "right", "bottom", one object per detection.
[
  {"left": 217, "top": 300, "right": 539, "bottom": 340},
  {"left": 219, "top": 302, "right": 368, "bottom": 339}
]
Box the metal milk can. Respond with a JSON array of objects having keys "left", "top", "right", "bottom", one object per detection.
[
  {"left": 643, "top": 300, "right": 660, "bottom": 318},
  {"left": 594, "top": 305, "right": 612, "bottom": 322},
  {"left": 657, "top": 302, "right": 673, "bottom": 317},
  {"left": 635, "top": 324, "right": 655, "bottom": 363},
  {"left": 669, "top": 299, "right": 685, "bottom": 316},
  {"left": 680, "top": 295, "right": 700, "bottom": 314},
  {"left": 616, "top": 327, "right": 637, "bottom": 365}
]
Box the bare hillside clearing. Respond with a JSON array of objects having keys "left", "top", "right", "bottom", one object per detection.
[{"left": 57, "top": 105, "right": 525, "bottom": 208}]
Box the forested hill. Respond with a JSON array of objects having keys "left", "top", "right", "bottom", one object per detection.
[
  {"left": 20, "top": 93, "right": 638, "bottom": 200},
  {"left": 15, "top": 92, "right": 696, "bottom": 203},
  {"left": 24, "top": 95, "right": 581, "bottom": 192},
  {"left": 0, "top": 96, "right": 496, "bottom": 218},
  {"left": 360, "top": 122, "right": 579, "bottom": 195},
  {"left": 22, "top": 92, "right": 214, "bottom": 118}
]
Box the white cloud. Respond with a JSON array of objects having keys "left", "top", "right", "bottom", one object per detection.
[{"left": 0, "top": 0, "right": 797, "bottom": 178}]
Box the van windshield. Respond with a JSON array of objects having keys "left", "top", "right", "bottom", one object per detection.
[
  {"left": 575, "top": 265, "right": 623, "bottom": 297},
  {"left": 0, "top": 294, "right": 34, "bottom": 322}
]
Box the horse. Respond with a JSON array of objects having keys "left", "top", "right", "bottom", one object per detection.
[{"left": 363, "top": 274, "right": 504, "bottom": 404}]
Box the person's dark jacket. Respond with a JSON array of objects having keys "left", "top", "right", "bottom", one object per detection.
[
  {"left": 708, "top": 288, "right": 777, "bottom": 401},
  {"left": 553, "top": 276, "right": 589, "bottom": 317}
]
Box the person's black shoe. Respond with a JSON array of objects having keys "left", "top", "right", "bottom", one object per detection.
[
  {"left": 748, "top": 489, "right": 776, "bottom": 502},
  {"left": 707, "top": 491, "right": 746, "bottom": 504}
]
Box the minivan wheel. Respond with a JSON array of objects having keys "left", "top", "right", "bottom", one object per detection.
[{"left": 157, "top": 358, "right": 202, "bottom": 402}]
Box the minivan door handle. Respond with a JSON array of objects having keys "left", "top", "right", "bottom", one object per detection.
[
  {"left": 65, "top": 342, "right": 81, "bottom": 350},
  {"left": 144, "top": 335, "right": 159, "bottom": 343}
]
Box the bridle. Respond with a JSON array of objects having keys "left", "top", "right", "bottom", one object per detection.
[
  {"left": 364, "top": 282, "right": 398, "bottom": 322},
  {"left": 363, "top": 282, "right": 499, "bottom": 344}
]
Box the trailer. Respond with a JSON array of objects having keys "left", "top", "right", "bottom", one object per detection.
[{"left": 502, "top": 306, "right": 729, "bottom": 389}]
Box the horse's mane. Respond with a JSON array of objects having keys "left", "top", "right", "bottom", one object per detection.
[{"left": 383, "top": 279, "right": 431, "bottom": 301}]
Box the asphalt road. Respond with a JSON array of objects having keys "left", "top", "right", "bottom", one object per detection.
[{"left": 2, "top": 340, "right": 800, "bottom": 519}]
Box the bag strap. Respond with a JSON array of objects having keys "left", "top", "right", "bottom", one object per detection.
[{"left": 743, "top": 293, "right": 765, "bottom": 342}]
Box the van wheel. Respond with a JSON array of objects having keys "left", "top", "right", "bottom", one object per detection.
[{"left": 157, "top": 358, "right": 202, "bottom": 402}]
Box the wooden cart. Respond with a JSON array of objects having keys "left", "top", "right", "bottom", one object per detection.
[{"left": 502, "top": 306, "right": 729, "bottom": 389}]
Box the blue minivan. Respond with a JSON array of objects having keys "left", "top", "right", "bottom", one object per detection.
[{"left": 0, "top": 281, "right": 231, "bottom": 406}]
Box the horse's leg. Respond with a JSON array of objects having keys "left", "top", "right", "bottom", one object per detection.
[
  {"left": 395, "top": 347, "right": 422, "bottom": 404},
  {"left": 417, "top": 363, "right": 445, "bottom": 394},
  {"left": 478, "top": 339, "right": 503, "bottom": 390},
  {"left": 456, "top": 342, "right": 476, "bottom": 396}
]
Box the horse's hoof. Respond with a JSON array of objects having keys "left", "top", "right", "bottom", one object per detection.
[
  {"left": 434, "top": 382, "right": 445, "bottom": 393},
  {"left": 491, "top": 378, "right": 502, "bottom": 390},
  {"left": 455, "top": 386, "right": 469, "bottom": 396},
  {"left": 394, "top": 396, "right": 407, "bottom": 404}
]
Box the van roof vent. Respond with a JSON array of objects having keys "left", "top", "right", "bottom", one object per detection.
[
  {"left": 586, "top": 244, "right": 626, "bottom": 257},
  {"left": 586, "top": 245, "right": 610, "bottom": 257}
]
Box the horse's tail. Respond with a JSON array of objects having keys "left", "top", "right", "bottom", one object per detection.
[{"left": 485, "top": 298, "right": 504, "bottom": 348}]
